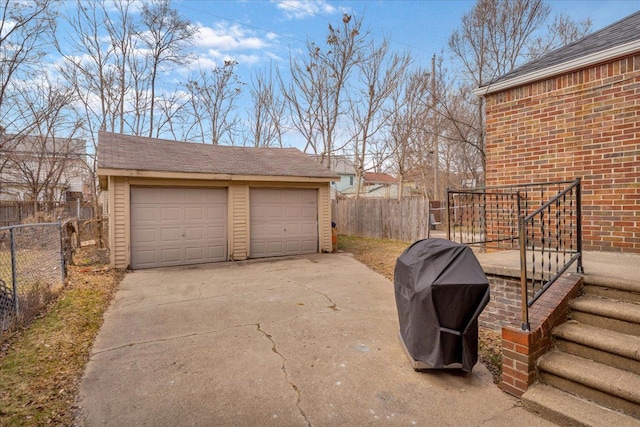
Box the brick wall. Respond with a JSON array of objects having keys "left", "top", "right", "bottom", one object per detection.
[
  {"left": 480, "top": 274, "right": 521, "bottom": 331},
  {"left": 484, "top": 54, "right": 640, "bottom": 253}
]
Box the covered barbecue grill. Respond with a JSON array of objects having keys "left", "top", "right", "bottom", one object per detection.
[{"left": 394, "top": 238, "right": 490, "bottom": 372}]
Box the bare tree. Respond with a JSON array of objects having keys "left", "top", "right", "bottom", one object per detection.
[
  {"left": 0, "top": 0, "right": 56, "bottom": 197},
  {"left": 57, "top": 1, "right": 117, "bottom": 134},
  {"left": 56, "top": 0, "right": 122, "bottom": 220},
  {"left": 527, "top": 13, "right": 591, "bottom": 60},
  {"left": 349, "top": 40, "right": 411, "bottom": 198},
  {"left": 385, "top": 69, "right": 431, "bottom": 199},
  {"left": 446, "top": 0, "right": 590, "bottom": 181},
  {"left": 0, "top": 0, "right": 55, "bottom": 112},
  {"left": 154, "top": 92, "right": 188, "bottom": 140},
  {"left": 183, "top": 60, "right": 244, "bottom": 144},
  {"left": 248, "top": 66, "right": 286, "bottom": 147},
  {"left": 103, "top": 0, "right": 138, "bottom": 134},
  {"left": 139, "top": 0, "right": 196, "bottom": 137},
  {"left": 284, "top": 14, "right": 369, "bottom": 165},
  {"left": 6, "top": 77, "right": 83, "bottom": 209}
]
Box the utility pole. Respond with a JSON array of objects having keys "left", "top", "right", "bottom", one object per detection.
[{"left": 431, "top": 54, "right": 438, "bottom": 202}]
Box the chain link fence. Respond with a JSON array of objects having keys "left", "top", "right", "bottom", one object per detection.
[{"left": 0, "top": 222, "right": 68, "bottom": 339}]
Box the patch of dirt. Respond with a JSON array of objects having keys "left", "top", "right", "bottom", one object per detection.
[{"left": 478, "top": 328, "right": 502, "bottom": 383}]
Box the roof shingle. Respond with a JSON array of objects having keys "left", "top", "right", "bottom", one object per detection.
[
  {"left": 484, "top": 10, "right": 640, "bottom": 88},
  {"left": 97, "top": 132, "right": 338, "bottom": 179}
]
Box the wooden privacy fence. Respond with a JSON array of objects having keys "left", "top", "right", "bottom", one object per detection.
[{"left": 332, "top": 198, "right": 430, "bottom": 242}]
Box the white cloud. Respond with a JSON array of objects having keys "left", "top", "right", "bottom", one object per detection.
[
  {"left": 194, "top": 22, "right": 270, "bottom": 51},
  {"left": 272, "top": 0, "right": 336, "bottom": 19}
]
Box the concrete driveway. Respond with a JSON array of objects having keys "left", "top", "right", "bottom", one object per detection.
[{"left": 75, "top": 253, "right": 552, "bottom": 426}]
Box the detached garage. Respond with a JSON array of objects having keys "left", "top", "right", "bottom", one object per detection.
[{"left": 97, "top": 132, "right": 338, "bottom": 269}]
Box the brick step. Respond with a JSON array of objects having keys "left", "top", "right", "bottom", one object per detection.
[
  {"left": 583, "top": 278, "right": 640, "bottom": 304},
  {"left": 553, "top": 321, "right": 640, "bottom": 374},
  {"left": 522, "top": 383, "right": 639, "bottom": 427},
  {"left": 570, "top": 295, "right": 640, "bottom": 336},
  {"left": 537, "top": 351, "right": 640, "bottom": 418}
]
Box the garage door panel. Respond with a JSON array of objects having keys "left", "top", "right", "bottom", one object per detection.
[
  {"left": 268, "top": 241, "right": 284, "bottom": 253},
  {"left": 250, "top": 188, "right": 318, "bottom": 258},
  {"left": 208, "top": 225, "right": 225, "bottom": 239},
  {"left": 160, "top": 248, "right": 181, "bottom": 263},
  {"left": 208, "top": 206, "right": 226, "bottom": 219},
  {"left": 286, "top": 224, "right": 300, "bottom": 235},
  {"left": 208, "top": 246, "right": 226, "bottom": 258},
  {"left": 185, "top": 207, "right": 205, "bottom": 220},
  {"left": 285, "top": 207, "right": 299, "bottom": 217},
  {"left": 132, "top": 228, "right": 155, "bottom": 243},
  {"left": 185, "top": 227, "right": 206, "bottom": 240},
  {"left": 161, "top": 207, "right": 180, "bottom": 221},
  {"left": 135, "top": 250, "right": 156, "bottom": 266},
  {"left": 132, "top": 206, "right": 156, "bottom": 221},
  {"left": 268, "top": 223, "right": 283, "bottom": 236},
  {"left": 302, "top": 240, "right": 317, "bottom": 251},
  {"left": 131, "top": 187, "right": 227, "bottom": 269},
  {"left": 161, "top": 228, "right": 181, "bottom": 242},
  {"left": 301, "top": 207, "right": 316, "bottom": 218},
  {"left": 285, "top": 241, "right": 300, "bottom": 252},
  {"left": 269, "top": 206, "right": 283, "bottom": 217},
  {"left": 185, "top": 247, "right": 204, "bottom": 262},
  {"left": 252, "top": 241, "right": 266, "bottom": 254}
]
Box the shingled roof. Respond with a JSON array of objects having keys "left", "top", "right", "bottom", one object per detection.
[
  {"left": 476, "top": 10, "right": 640, "bottom": 95},
  {"left": 97, "top": 132, "right": 338, "bottom": 180}
]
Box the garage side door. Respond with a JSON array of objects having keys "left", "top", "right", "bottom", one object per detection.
[
  {"left": 250, "top": 188, "right": 317, "bottom": 258},
  {"left": 130, "top": 187, "right": 227, "bottom": 269}
]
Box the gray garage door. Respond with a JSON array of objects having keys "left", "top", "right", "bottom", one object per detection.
[
  {"left": 130, "top": 187, "right": 227, "bottom": 269},
  {"left": 250, "top": 188, "right": 318, "bottom": 258}
]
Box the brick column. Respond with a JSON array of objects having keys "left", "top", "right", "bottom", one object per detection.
[{"left": 500, "top": 274, "right": 583, "bottom": 396}]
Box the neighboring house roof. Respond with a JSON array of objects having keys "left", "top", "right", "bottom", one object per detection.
[
  {"left": 310, "top": 155, "right": 356, "bottom": 175},
  {"left": 1, "top": 133, "right": 86, "bottom": 155},
  {"left": 475, "top": 10, "right": 640, "bottom": 96},
  {"left": 97, "top": 132, "right": 339, "bottom": 180},
  {"left": 364, "top": 172, "right": 397, "bottom": 184}
]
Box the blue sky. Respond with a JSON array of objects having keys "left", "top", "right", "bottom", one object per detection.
[
  {"left": 45, "top": 0, "right": 640, "bottom": 147},
  {"left": 170, "top": 0, "right": 640, "bottom": 75}
]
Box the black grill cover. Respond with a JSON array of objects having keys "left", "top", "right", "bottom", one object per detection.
[{"left": 394, "top": 238, "right": 490, "bottom": 372}]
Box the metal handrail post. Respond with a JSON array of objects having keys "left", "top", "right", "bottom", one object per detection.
[
  {"left": 575, "top": 178, "right": 584, "bottom": 274},
  {"left": 519, "top": 215, "right": 530, "bottom": 331}
]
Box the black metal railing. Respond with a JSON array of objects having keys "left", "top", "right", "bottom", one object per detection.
[{"left": 447, "top": 179, "right": 583, "bottom": 331}]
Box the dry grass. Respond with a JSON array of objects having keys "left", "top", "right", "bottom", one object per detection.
[
  {"left": 0, "top": 246, "right": 123, "bottom": 426},
  {"left": 338, "top": 234, "right": 502, "bottom": 383}
]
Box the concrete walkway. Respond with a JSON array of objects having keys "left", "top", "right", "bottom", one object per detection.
[
  {"left": 75, "top": 253, "right": 552, "bottom": 426},
  {"left": 474, "top": 249, "right": 640, "bottom": 288}
]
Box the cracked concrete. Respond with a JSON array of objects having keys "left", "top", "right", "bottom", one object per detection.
[
  {"left": 257, "top": 323, "right": 311, "bottom": 427},
  {"left": 75, "top": 253, "right": 554, "bottom": 426}
]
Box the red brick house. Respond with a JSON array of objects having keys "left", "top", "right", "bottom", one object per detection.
[{"left": 475, "top": 11, "right": 640, "bottom": 254}]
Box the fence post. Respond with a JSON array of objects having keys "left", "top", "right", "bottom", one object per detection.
[
  {"left": 58, "top": 218, "right": 66, "bottom": 282},
  {"left": 9, "top": 227, "right": 19, "bottom": 316},
  {"left": 446, "top": 190, "right": 451, "bottom": 241}
]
